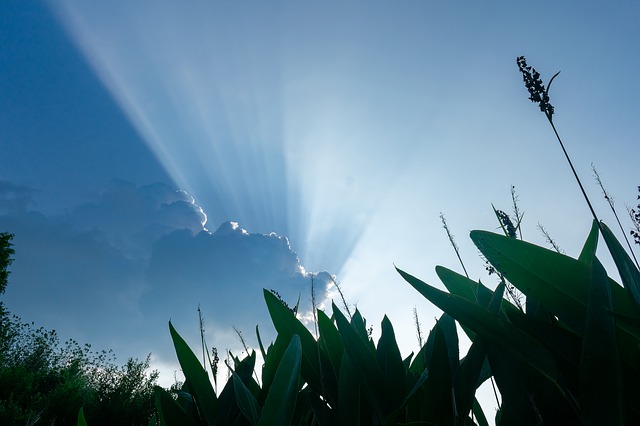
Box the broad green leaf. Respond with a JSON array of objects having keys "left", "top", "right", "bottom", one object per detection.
[
  {"left": 376, "top": 315, "right": 405, "bottom": 408},
  {"left": 233, "top": 373, "right": 261, "bottom": 426},
  {"left": 403, "top": 352, "right": 414, "bottom": 371},
  {"left": 77, "top": 407, "right": 87, "bottom": 426},
  {"left": 578, "top": 220, "right": 599, "bottom": 264},
  {"left": 217, "top": 374, "right": 242, "bottom": 424},
  {"left": 421, "top": 324, "right": 454, "bottom": 426},
  {"left": 437, "top": 313, "right": 460, "bottom": 378},
  {"left": 175, "top": 382, "right": 198, "bottom": 418},
  {"left": 506, "top": 311, "right": 581, "bottom": 383},
  {"left": 338, "top": 352, "right": 362, "bottom": 425},
  {"left": 256, "top": 325, "right": 267, "bottom": 360},
  {"left": 472, "top": 397, "right": 490, "bottom": 426},
  {"left": 169, "top": 321, "right": 219, "bottom": 424},
  {"left": 316, "top": 309, "right": 342, "bottom": 405},
  {"left": 154, "top": 385, "right": 199, "bottom": 426},
  {"left": 470, "top": 230, "right": 640, "bottom": 364},
  {"left": 471, "top": 230, "right": 587, "bottom": 333},
  {"left": 580, "top": 253, "right": 624, "bottom": 425},
  {"left": 333, "top": 301, "right": 394, "bottom": 418},
  {"left": 485, "top": 343, "right": 537, "bottom": 424},
  {"left": 454, "top": 337, "right": 487, "bottom": 420},
  {"left": 232, "top": 351, "right": 261, "bottom": 399},
  {"left": 263, "top": 289, "right": 325, "bottom": 396},
  {"left": 258, "top": 334, "right": 302, "bottom": 426},
  {"left": 600, "top": 221, "right": 640, "bottom": 315},
  {"left": 403, "top": 364, "right": 430, "bottom": 407},
  {"left": 260, "top": 332, "right": 289, "bottom": 399},
  {"left": 408, "top": 312, "right": 447, "bottom": 375},
  {"left": 351, "top": 309, "right": 374, "bottom": 350},
  {"left": 317, "top": 309, "right": 344, "bottom": 378},
  {"left": 488, "top": 281, "right": 505, "bottom": 315},
  {"left": 396, "top": 267, "right": 561, "bottom": 388},
  {"left": 232, "top": 350, "right": 256, "bottom": 381},
  {"left": 436, "top": 266, "right": 520, "bottom": 319},
  {"left": 435, "top": 265, "right": 476, "bottom": 302}
]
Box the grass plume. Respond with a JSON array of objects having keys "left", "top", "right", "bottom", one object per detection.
[
  {"left": 592, "top": 164, "right": 640, "bottom": 269},
  {"left": 329, "top": 274, "right": 352, "bottom": 320},
  {"left": 537, "top": 223, "right": 564, "bottom": 254},
  {"left": 440, "top": 212, "right": 469, "bottom": 279},
  {"left": 412, "top": 306, "right": 424, "bottom": 349},
  {"left": 511, "top": 186, "right": 524, "bottom": 240},
  {"left": 517, "top": 56, "right": 600, "bottom": 226},
  {"left": 310, "top": 274, "right": 319, "bottom": 338}
]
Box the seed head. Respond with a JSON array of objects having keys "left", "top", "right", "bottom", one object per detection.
[{"left": 516, "top": 56, "right": 557, "bottom": 118}]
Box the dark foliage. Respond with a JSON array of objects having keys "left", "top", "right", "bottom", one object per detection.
[{"left": 0, "top": 233, "right": 158, "bottom": 425}]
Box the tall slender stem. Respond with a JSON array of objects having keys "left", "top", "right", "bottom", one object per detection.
[{"left": 546, "top": 113, "right": 601, "bottom": 228}]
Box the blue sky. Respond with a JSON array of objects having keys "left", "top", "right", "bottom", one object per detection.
[{"left": 1, "top": 0, "right": 639, "bottom": 417}]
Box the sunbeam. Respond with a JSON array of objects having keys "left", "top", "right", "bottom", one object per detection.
[{"left": 49, "top": 0, "right": 408, "bottom": 274}]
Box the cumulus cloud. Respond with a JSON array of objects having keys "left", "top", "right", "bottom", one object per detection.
[
  {"left": 141, "top": 220, "right": 335, "bottom": 357},
  {"left": 0, "top": 179, "right": 333, "bottom": 376},
  {"left": 67, "top": 179, "right": 207, "bottom": 258}
]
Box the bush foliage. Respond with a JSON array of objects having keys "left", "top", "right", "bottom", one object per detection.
[{"left": 0, "top": 233, "right": 159, "bottom": 426}]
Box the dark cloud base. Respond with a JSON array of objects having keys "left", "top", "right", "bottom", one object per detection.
[{"left": 0, "top": 179, "right": 332, "bottom": 367}]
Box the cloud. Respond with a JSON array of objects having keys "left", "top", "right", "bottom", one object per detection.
[
  {"left": 141, "top": 220, "right": 335, "bottom": 357},
  {"left": 66, "top": 179, "right": 207, "bottom": 258},
  {"left": 0, "top": 179, "right": 332, "bottom": 377}
]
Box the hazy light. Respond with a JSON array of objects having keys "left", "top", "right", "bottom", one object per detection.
[{"left": 49, "top": 0, "right": 408, "bottom": 274}]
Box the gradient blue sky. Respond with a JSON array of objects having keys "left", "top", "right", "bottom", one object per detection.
[{"left": 1, "top": 0, "right": 638, "bottom": 416}]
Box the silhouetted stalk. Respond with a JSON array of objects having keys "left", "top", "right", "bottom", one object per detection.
[
  {"left": 546, "top": 116, "right": 601, "bottom": 226},
  {"left": 329, "top": 275, "right": 352, "bottom": 320},
  {"left": 310, "top": 274, "right": 318, "bottom": 338},
  {"left": 439, "top": 213, "right": 470, "bottom": 279},
  {"left": 592, "top": 164, "right": 640, "bottom": 269},
  {"left": 510, "top": 186, "right": 524, "bottom": 240},
  {"left": 233, "top": 326, "right": 250, "bottom": 355},
  {"left": 537, "top": 223, "right": 564, "bottom": 254},
  {"left": 198, "top": 305, "right": 207, "bottom": 371},
  {"left": 412, "top": 306, "right": 424, "bottom": 349},
  {"left": 232, "top": 326, "right": 260, "bottom": 385},
  {"left": 517, "top": 56, "right": 601, "bottom": 229}
]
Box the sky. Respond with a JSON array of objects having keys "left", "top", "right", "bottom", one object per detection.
[{"left": 1, "top": 0, "right": 639, "bottom": 418}]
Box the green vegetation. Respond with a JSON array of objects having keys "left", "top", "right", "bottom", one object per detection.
[
  {"left": 156, "top": 290, "right": 491, "bottom": 425},
  {"left": 152, "top": 57, "right": 640, "bottom": 425},
  {"left": 2, "top": 57, "right": 639, "bottom": 424},
  {"left": 155, "top": 215, "right": 639, "bottom": 425},
  {"left": 0, "top": 233, "right": 159, "bottom": 425}
]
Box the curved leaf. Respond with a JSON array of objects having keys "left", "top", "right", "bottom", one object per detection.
[
  {"left": 77, "top": 407, "right": 88, "bottom": 426},
  {"left": 233, "top": 373, "right": 261, "bottom": 426},
  {"left": 169, "top": 321, "right": 219, "bottom": 424},
  {"left": 376, "top": 315, "right": 405, "bottom": 408},
  {"left": 470, "top": 230, "right": 640, "bottom": 365},
  {"left": 600, "top": 221, "right": 640, "bottom": 316},
  {"left": 154, "top": 385, "right": 199, "bottom": 426},
  {"left": 580, "top": 252, "right": 624, "bottom": 425},
  {"left": 333, "top": 302, "right": 394, "bottom": 419},
  {"left": 396, "top": 267, "right": 560, "bottom": 388},
  {"left": 258, "top": 334, "right": 302, "bottom": 426},
  {"left": 263, "top": 289, "right": 324, "bottom": 395}
]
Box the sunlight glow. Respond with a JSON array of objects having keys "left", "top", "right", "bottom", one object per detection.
[{"left": 49, "top": 0, "right": 406, "bottom": 274}]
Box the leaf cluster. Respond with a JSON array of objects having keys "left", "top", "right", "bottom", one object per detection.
[
  {"left": 155, "top": 289, "right": 491, "bottom": 425},
  {"left": 398, "top": 220, "right": 640, "bottom": 424}
]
